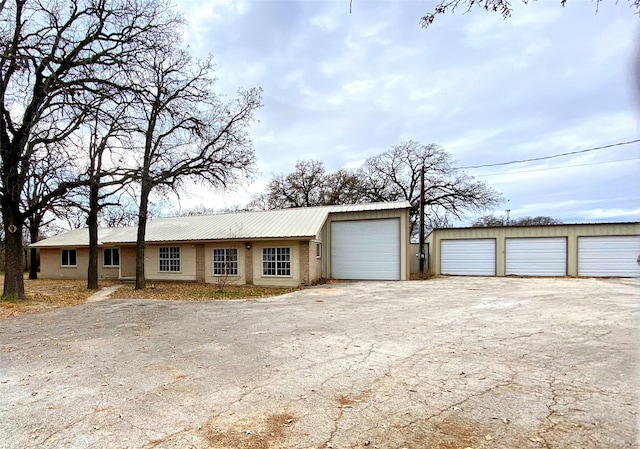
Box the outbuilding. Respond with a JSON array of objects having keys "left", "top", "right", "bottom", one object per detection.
[
  {"left": 424, "top": 222, "right": 640, "bottom": 278},
  {"left": 31, "top": 202, "right": 411, "bottom": 286}
]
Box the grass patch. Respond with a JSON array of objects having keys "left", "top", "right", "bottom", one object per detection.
[
  {"left": 0, "top": 276, "right": 298, "bottom": 319},
  {"left": 0, "top": 277, "right": 115, "bottom": 318},
  {"left": 110, "top": 282, "right": 298, "bottom": 301}
]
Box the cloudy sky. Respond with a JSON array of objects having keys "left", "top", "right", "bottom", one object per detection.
[{"left": 172, "top": 0, "right": 639, "bottom": 225}]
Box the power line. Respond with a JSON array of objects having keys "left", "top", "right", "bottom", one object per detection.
[
  {"left": 456, "top": 139, "right": 640, "bottom": 170},
  {"left": 472, "top": 157, "right": 640, "bottom": 178}
]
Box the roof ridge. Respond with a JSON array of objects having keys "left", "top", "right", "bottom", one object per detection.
[{"left": 150, "top": 200, "right": 410, "bottom": 221}]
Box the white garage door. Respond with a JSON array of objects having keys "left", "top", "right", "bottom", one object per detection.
[
  {"left": 578, "top": 236, "right": 640, "bottom": 277},
  {"left": 331, "top": 219, "right": 400, "bottom": 280},
  {"left": 440, "top": 239, "right": 496, "bottom": 276},
  {"left": 505, "top": 237, "right": 567, "bottom": 276}
]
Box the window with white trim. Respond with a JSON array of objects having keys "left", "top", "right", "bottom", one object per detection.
[
  {"left": 61, "top": 249, "right": 77, "bottom": 267},
  {"left": 316, "top": 242, "right": 322, "bottom": 258},
  {"left": 262, "top": 247, "right": 291, "bottom": 276},
  {"left": 159, "top": 247, "right": 181, "bottom": 272},
  {"left": 103, "top": 248, "right": 120, "bottom": 267},
  {"left": 213, "top": 248, "right": 238, "bottom": 276}
]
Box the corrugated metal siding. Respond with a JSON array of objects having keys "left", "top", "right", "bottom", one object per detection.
[
  {"left": 431, "top": 223, "right": 640, "bottom": 240},
  {"left": 428, "top": 223, "right": 639, "bottom": 277},
  {"left": 505, "top": 238, "right": 567, "bottom": 276},
  {"left": 440, "top": 239, "right": 496, "bottom": 276},
  {"left": 323, "top": 201, "right": 410, "bottom": 213},
  {"left": 322, "top": 206, "right": 410, "bottom": 281},
  {"left": 578, "top": 236, "right": 640, "bottom": 277}
]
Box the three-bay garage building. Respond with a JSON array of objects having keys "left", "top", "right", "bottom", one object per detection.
[{"left": 425, "top": 222, "right": 640, "bottom": 278}]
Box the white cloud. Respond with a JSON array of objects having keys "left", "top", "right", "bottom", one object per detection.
[
  {"left": 585, "top": 207, "right": 640, "bottom": 220},
  {"left": 172, "top": 0, "right": 638, "bottom": 224},
  {"left": 310, "top": 11, "right": 340, "bottom": 31},
  {"left": 343, "top": 78, "right": 376, "bottom": 96}
]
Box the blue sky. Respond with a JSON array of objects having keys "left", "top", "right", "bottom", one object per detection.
[{"left": 172, "top": 0, "right": 639, "bottom": 224}]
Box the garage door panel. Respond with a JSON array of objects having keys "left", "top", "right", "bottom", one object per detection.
[
  {"left": 578, "top": 236, "right": 640, "bottom": 277},
  {"left": 331, "top": 219, "right": 400, "bottom": 280},
  {"left": 506, "top": 238, "right": 567, "bottom": 276},
  {"left": 441, "top": 239, "right": 495, "bottom": 276}
]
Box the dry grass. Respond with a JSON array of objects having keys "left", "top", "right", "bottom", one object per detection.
[
  {"left": 0, "top": 276, "right": 115, "bottom": 318},
  {"left": 110, "top": 282, "right": 298, "bottom": 301},
  {"left": 0, "top": 275, "right": 299, "bottom": 319}
]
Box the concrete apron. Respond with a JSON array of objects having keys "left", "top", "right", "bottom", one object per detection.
[{"left": 0, "top": 277, "right": 637, "bottom": 449}]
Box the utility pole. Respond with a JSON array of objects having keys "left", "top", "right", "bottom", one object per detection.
[
  {"left": 419, "top": 165, "right": 425, "bottom": 274},
  {"left": 505, "top": 209, "right": 511, "bottom": 226}
]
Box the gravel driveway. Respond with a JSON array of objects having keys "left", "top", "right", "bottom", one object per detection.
[{"left": 1, "top": 277, "right": 638, "bottom": 449}]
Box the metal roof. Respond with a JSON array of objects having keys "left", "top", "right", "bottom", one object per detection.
[
  {"left": 31, "top": 201, "right": 410, "bottom": 248},
  {"left": 430, "top": 221, "right": 640, "bottom": 232}
]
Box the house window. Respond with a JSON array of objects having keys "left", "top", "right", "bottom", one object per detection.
[
  {"left": 61, "top": 249, "right": 77, "bottom": 267},
  {"left": 213, "top": 248, "right": 238, "bottom": 276},
  {"left": 262, "top": 247, "right": 291, "bottom": 277},
  {"left": 159, "top": 247, "right": 181, "bottom": 272},
  {"left": 103, "top": 248, "right": 120, "bottom": 267},
  {"left": 316, "top": 242, "right": 322, "bottom": 258}
]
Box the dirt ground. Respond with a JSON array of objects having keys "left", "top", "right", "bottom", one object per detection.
[{"left": 0, "top": 277, "right": 638, "bottom": 448}]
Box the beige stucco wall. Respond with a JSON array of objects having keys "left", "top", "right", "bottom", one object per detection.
[
  {"left": 37, "top": 240, "right": 311, "bottom": 287},
  {"left": 38, "top": 247, "right": 121, "bottom": 280},
  {"left": 119, "top": 246, "right": 136, "bottom": 279},
  {"left": 309, "top": 240, "right": 323, "bottom": 284},
  {"left": 145, "top": 243, "right": 197, "bottom": 281},
  {"left": 320, "top": 208, "right": 411, "bottom": 280},
  {"left": 299, "top": 241, "right": 310, "bottom": 285},
  {"left": 295, "top": 240, "right": 322, "bottom": 285},
  {"left": 39, "top": 247, "right": 87, "bottom": 279},
  {"left": 426, "top": 222, "right": 640, "bottom": 277}
]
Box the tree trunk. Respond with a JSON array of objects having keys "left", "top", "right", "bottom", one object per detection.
[
  {"left": 2, "top": 204, "right": 25, "bottom": 299},
  {"left": 87, "top": 182, "right": 100, "bottom": 289},
  {"left": 28, "top": 248, "right": 38, "bottom": 280},
  {"left": 28, "top": 218, "right": 40, "bottom": 280},
  {"left": 135, "top": 183, "right": 151, "bottom": 290}
]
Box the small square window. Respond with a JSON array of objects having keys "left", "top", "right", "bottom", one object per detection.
[
  {"left": 61, "top": 249, "right": 77, "bottom": 267},
  {"left": 103, "top": 248, "right": 120, "bottom": 267}
]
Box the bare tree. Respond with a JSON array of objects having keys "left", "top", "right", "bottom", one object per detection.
[
  {"left": 248, "top": 160, "right": 363, "bottom": 210},
  {"left": 249, "top": 143, "right": 501, "bottom": 237},
  {"left": 323, "top": 169, "right": 364, "bottom": 206},
  {"left": 22, "top": 145, "right": 79, "bottom": 279},
  {"left": 419, "top": 0, "right": 639, "bottom": 27},
  {"left": 101, "top": 195, "right": 140, "bottom": 227},
  {"left": 360, "top": 141, "right": 503, "bottom": 236},
  {"left": 472, "top": 214, "right": 562, "bottom": 227},
  {"left": 0, "top": 0, "right": 179, "bottom": 299},
  {"left": 178, "top": 204, "right": 247, "bottom": 216},
  {"left": 249, "top": 160, "right": 328, "bottom": 209},
  {"left": 130, "top": 43, "right": 261, "bottom": 289},
  {"left": 515, "top": 216, "right": 563, "bottom": 226},
  {"left": 471, "top": 214, "right": 507, "bottom": 227},
  {"left": 84, "top": 99, "right": 136, "bottom": 289}
]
